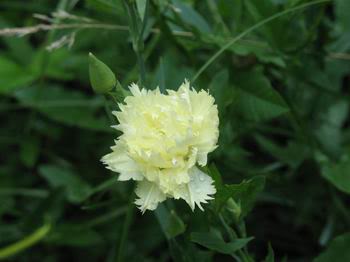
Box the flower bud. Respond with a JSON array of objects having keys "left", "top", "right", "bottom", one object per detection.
[
  {"left": 89, "top": 52, "right": 116, "bottom": 94},
  {"left": 226, "top": 198, "right": 241, "bottom": 221}
]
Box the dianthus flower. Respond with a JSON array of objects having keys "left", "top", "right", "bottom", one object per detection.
[{"left": 102, "top": 80, "right": 219, "bottom": 212}]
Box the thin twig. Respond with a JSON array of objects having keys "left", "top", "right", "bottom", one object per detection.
[
  {"left": 0, "top": 22, "right": 195, "bottom": 37},
  {"left": 0, "top": 23, "right": 129, "bottom": 36}
]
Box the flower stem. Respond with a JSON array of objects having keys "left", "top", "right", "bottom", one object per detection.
[
  {"left": 117, "top": 194, "right": 135, "bottom": 262},
  {"left": 103, "top": 96, "right": 115, "bottom": 124},
  {"left": 0, "top": 222, "right": 51, "bottom": 259},
  {"left": 122, "top": 0, "right": 149, "bottom": 87},
  {"left": 136, "top": 50, "right": 146, "bottom": 87},
  {"left": 219, "top": 214, "right": 252, "bottom": 262}
]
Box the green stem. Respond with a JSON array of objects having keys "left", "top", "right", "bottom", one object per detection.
[
  {"left": 123, "top": 33, "right": 160, "bottom": 85},
  {"left": 136, "top": 50, "right": 146, "bottom": 86},
  {"left": 0, "top": 223, "right": 51, "bottom": 259},
  {"left": 117, "top": 194, "right": 135, "bottom": 262},
  {"left": 103, "top": 96, "right": 115, "bottom": 124},
  {"left": 219, "top": 214, "right": 237, "bottom": 239},
  {"left": 219, "top": 214, "right": 251, "bottom": 262},
  {"left": 136, "top": 0, "right": 148, "bottom": 87},
  {"left": 122, "top": 0, "right": 148, "bottom": 87},
  {"left": 192, "top": 0, "right": 331, "bottom": 82}
]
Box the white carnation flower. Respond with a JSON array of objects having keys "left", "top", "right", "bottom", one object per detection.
[{"left": 102, "top": 80, "right": 219, "bottom": 213}]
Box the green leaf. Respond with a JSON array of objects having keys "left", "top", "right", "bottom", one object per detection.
[
  {"left": 208, "top": 164, "right": 223, "bottom": 189},
  {"left": 314, "top": 233, "right": 350, "bottom": 262},
  {"left": 191, "top": 230, "right": 253, "bottom": 256},
  {"left": 232, "top": 67, "right": 289, "bottom": 122},
  {"left": 30, "top": 49, "right": 84, "bottom": 81},
  {"left": 19, "top": 135, "right": 40, "bottom": 168},
  {"left": 89, "top": 52, "right": 116, "bottom": 94},
  {"left": 152, "top": 52, "right": 195, "bottom": 91},
  {"left": 212, "top": 166, "right": 265, "bottom": 217},
  {"left": 0, "top": 18, "right": 34, "bottom": 65},
  {"left": 0, "top": 56, "right": 36, "bottom": 94},
  {"left": 46, "top": 225, "right": 102, "bottom": 247},
  {"left": 0, "top": 197, "right": 15, "bottom": 218},
  {"left": 265, "top": 243, "right": 275, "bottom": 262},
  {"left": 38, "top": 165, "right": 92, "bottom": 204},
  {"left": 334, "top": 0, "right": 350, "bottom": 31},
  {"left": 315, "top": 100, "right": 348, "bottom": 159},
  {"left": 155, "top": 204, "right": 186, "bottom": 240},
  {"left": 209, "top": 69, "right": 232, "bottom": 113},
  {"left": 255, "top": 135, "right": 310, "bottom": 168},
  {"left": 218, "top": 0, "right": 243, "bottom": 31},
  {"left": 227, "top": 177, "right": 265, "bottom": 217},
  {"left": 168, "top": 239, "right": 188, "bottom": 262},
  {"left": 136, "top": 0, "right": 147, "bottom": 21},
  {"left": 172, "top": 0, "right": 212, "bottom": 33},
  {"left": 320, "top": 153, "right": 350, "bottom": 194},
  {"left": 13, "top": 85, "right": 111, "bottom": 132},
  {"left": 85, "top": 0, "right": 122, "bottom": 15}
]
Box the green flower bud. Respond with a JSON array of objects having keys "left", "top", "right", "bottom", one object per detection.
[
  {"left": 226, "top": 198, "right": 241, "bottom": 221},
  {"left": 89, "top": 52, "right": 116, "bottom": 94}
]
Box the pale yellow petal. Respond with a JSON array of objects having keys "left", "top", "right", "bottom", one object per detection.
[
  {"left": 101, "top": 142, "right": 143, "bottom": 181},
  {"left": 134, "top": 180, "right": 166, "bottom": 213},
  {"left": 177, "top": 166, "right": 216, "bottom": 211}
]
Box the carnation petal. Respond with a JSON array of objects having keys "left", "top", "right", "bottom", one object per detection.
[
  {"left": 129, "top": 83, "right": 142, "bottom": 96},
  {"left": 157, "top": 168, "right": 190, "bottom": 195},
  {"left": 135, "top": 180, "right": 166, "bottom": 213},
  {"left": 101, "top": 143, "right": 143, "bottom": 181},
  {"left": 179, "top": 166, "right": 216, "bottom": 211}
]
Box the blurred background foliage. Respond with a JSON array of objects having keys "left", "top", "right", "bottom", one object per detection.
[{"left": 0, "top": 0, "right": 349, "bottom": 261}]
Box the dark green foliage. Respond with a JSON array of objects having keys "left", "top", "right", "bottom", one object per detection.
[
  {"left": 0, "top": 0, "right": 349, "bottom": 261},
  {"left": 191, "top": 230, "right": 253, "bottom": 257},
  {"left": 314, "top": 233, "right": 350, "bottom": 262}
]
